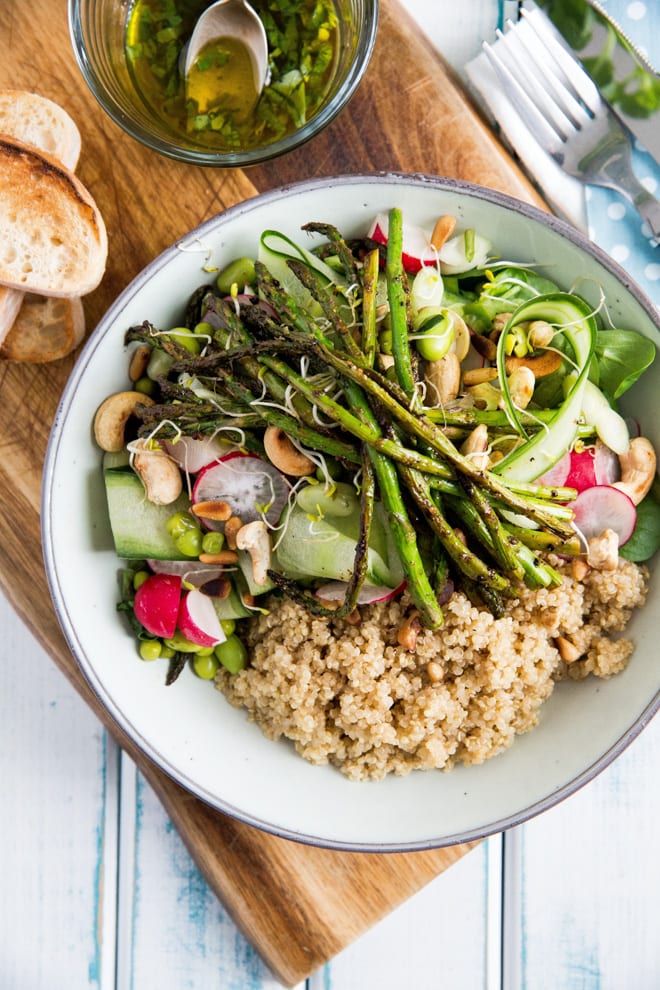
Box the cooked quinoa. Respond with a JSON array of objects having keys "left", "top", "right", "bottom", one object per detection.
[{"left": 215, "top": 559, "right": 649, "bottom": 780}]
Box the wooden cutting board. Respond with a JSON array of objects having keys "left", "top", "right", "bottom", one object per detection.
[{"left": 0, "top": 1, "right": 546, "bottom": 984}]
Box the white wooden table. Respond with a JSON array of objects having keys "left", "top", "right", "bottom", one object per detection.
[{"left": 1, "top": 2, "right": 659, "bottom": 987}]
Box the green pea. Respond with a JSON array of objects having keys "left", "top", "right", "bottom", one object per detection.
[
  {"left": 139, "top": 640, "right": 162, "bottom": 662},
  {"left": 175, "top": 527, "right": 203, "bottom": 557},
  {"left": 164, "top": 631, "right": 201, "bottom": 653},
  {"left": 202, "top": 531, "right": 225, "bottom": 554},
  {"left": 216, "top": 257, "right": 256, "bottom": 295},
  {"left": 193, "top": 653, "right": 220, "bottom": 680},
  {"left": 214, "top": 634, "right": 248, "bottom": 674},
  {"left": 193, "top": 320, "right": 214, "bottom": 337},
  {"left": 166, "top": 328, "right": 201, "bottom": 355},
  {"left": 134, "top": 376, "right": 156, "bottom": 396},
  {"left": 165, "top": 511, "right": 198, "bottom": 538},
  {"left": 160, "top": 645, "right": 176, "bottom": 660},
  {"left": 219, "top": 618, "right": 236, "bottom": 637},
  {"left": 133, "top": 569, "right": 150, "bottom": 591}
]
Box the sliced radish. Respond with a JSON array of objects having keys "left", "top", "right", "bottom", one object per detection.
[
  {"left": 177, "top": 588, "right": 227, "bottom": 647},
  {"left": 146, "top": 559, "right": 224, "bottom": 588},
  {"left": 315, "top": 579, "right": 406, "bottom": 605},
  {"left": 571, "top": 485, "right": 637, "bottom": 545},
  {"left": 367, "top": 213, "right": 435, "bottom": 273},
  {"left": 163, "top": 435, "right": 234, "bottom": 474},
  {"left": 133, "top": 573, "right": 182, "bottom": 638},
  {"left": 192, "top": 452, "right": 290, "bottom": 530}
]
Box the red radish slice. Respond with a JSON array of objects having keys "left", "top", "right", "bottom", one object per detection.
[
  {"left": 192, "top": 452, "right": 290, "bottom": 530},
  {"left": 367, "top": 213, "right": 435, "bottom": 274},
  {"left": 571, "top": 485, "right": 637, "bottom": 545},
  {"left": 163, "top": 435, "right": 233, "bottom": 474},
  {"left": 315, "top": 579, "right": 406, "bottom": 605},
  {"left": 177, "top": 589, "right": 227, "bottom": 647},
  {"left": 133, "top": 573, "right": 182, "bottom": 638},
  {"left": 147, "top": 560, "right": 224, "bottom": 587}
]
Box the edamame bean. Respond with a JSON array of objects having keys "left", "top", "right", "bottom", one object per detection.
[
  {"left": 193, "top": 320, "right": 214, "bottom": 337},
  {"left": 165, "top": 511, "right": 198, "bottom": 538},
  {"left": 216, "top": 257, "right": 256, "bottom": 295},
  {"left": 214, "top": 634, "right": 247, "bottom": 674},
  {"left": 139, "top": 640, "right": 162, "bottom": 662},
  {"left": 414, "top": 310, "right": 455, "bottom": 362},
  {"left": 134, "top": 376, "right": 156, "bottom": 396},
  {"left": 166, "top": 328, "right": 201, "bottom": 355},
  {"left": 296, "top": 481, "right": 359, "bottom": 517},
  {"left": 175, "top": 527, "right": 203, "bottom": 557},
  {"left": 164, "top": 631, "right": 202, "bottom": 653},
  {"left": 193, "top": 653, "right": 220, "bottom": 680},
  {"left": 133, "top": 569, "right": 150, "bottom": 591},
  {"left": 202, "top": 531, "right": 225, "bottom": 555}
]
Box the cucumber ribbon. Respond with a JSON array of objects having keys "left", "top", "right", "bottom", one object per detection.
[{"left": 494, "top": 292, "right": 597, "bottom": 483}]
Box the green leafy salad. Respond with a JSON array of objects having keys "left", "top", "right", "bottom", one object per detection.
[{"left": 94, "top": 208, "right": 659, "bottom": 685}]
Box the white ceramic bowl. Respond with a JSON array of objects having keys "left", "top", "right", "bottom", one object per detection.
[{"left": 42, "top": 174, "right": 659, "bottom": 851}]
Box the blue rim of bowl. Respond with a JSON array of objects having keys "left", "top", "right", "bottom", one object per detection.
[
  {"left": 41, "top": 172, "right": 660, "bottom": 852},
  {"left": 67, "top": 0, "right": 380, "bottom": 167}
]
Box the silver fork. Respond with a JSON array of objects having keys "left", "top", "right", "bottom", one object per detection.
[{"left": 483, "top": 8, "right": 660, "bottom": 241}]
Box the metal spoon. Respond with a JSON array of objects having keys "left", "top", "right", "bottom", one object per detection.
[{"left": 183, "top": 0, "right": 269, "bottom": 95}]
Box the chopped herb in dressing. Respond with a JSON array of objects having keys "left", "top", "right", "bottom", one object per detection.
[{"left": 126, "top": 0, "right": 341, "bottom": 151}]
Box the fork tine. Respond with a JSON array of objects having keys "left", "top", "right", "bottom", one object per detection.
[
  {"left": 496, "top": 26, "right": 579, "bottom": 139},
  {"left": 519, "top": 7, "right": 603, "bottom": 113},
  {"left": 504, "top": 19, "right": 593, "bottom": 132},
  {"left": 482, "top": 41, "right": 565, "bottom": 156}
]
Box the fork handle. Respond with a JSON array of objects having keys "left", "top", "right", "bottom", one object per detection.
[{"left": 609, "top": 169, "right": 660, "bottom": 241}]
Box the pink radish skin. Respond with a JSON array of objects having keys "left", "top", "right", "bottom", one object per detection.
[
  {"left": 315, "top": 580, "right": 406, "bottom": 606},
  {"left": 571, "top": 485, "right": 637, "bottom": 545},
  {"left": 177, "top": 589, "right": 227, "bottom": 647},
  {"left": 133, "top": 573, "right": 182, "bottom": 638},
  {"left": 536, "top": 451, "right": 571, "bottom": 488},
  {"left": 192, "top": 452, "right": 290, "bottom": 530},
  {"left": 368, "top": 214, "right": 435, "bottom": 274}
]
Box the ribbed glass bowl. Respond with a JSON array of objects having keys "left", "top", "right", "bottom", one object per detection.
[{"left": 68, "top": 0, "right": 378, "bottom": 166}]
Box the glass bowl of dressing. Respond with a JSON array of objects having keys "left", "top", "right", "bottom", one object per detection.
[{"left": 69, "top": 0, "right": 379, "bottom": 166}]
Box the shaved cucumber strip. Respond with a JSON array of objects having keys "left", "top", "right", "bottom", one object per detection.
[{"left": 495, "top": 293, "right": 597, "bottom": 483}]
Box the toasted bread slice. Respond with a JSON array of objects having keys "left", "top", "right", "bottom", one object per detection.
[
  {"left": 0, "top": 93, "right": 86, "bottom": 353},
  {"left": 0, "top": 90, "right": 81, "bottom": 170},
  {"left": 0, "top": 285, "right": 24, "bottom": 347},
  {"left": 0, "top": 293, "right": 85, "bottom": 362},
  {"left": 0, "top": 137, "right": 107, "bottom": 297}
]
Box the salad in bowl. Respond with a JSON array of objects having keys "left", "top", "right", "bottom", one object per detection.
[{"left": 43, "top": 175, "right": 659, "bottom": 848}]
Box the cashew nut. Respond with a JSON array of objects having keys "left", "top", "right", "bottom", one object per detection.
[
  {"left": 507, "top": 366, "right": 535, "bottom": 410},
  {"left": 128, "top": 345, "right": 151, "bottom": 383},
  {"left": 263, "top": 425, "right": 315, "bottom": 477},
  {"left": 132, "top": 440, "right": 183, "bottom": 505},
  {"left": 461, "top": 423, "right": 489, "bottom": 470},
  {"left": 94, "top": 391, "right": 155, "bottom": 452},
  {"left": 424, "top": 351, "right": 461, "bottom": 405},
  {"left": 587, "top": 528, "right": 619, "bottom": 571},
  {"left": 612, "top": 436, "right": 656, "bottom": 506},
  {"left": 235, "top": 520, "right": 272, "bottom": 586}
]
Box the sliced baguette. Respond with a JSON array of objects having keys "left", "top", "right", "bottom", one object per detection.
[
  {"left": 0, "top": 293, "right": 85, "bottom": 363},
  {"left": 0, "top": 91, "right": 86, "bottom": 348},
  {"left": 0, "top": 136, "right": 107, "bottom": 297},
  {"left": 0, "top": 90, "right": 82, "bottom": 171}
]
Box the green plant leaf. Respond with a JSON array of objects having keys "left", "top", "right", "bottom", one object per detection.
[
  {"left": 594, "top": 329, "right": 656, "bottom": 400},
  {"left": 620, "top": 494, "right": 660, "bottom": 562}
]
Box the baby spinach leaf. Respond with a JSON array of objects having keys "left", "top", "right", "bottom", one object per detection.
[
  {"left": 594, "top": 329, "right": 656, "bottom": 400},
  {"left": 619, "top": 493, "right": 660, "bottom": 562}
]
